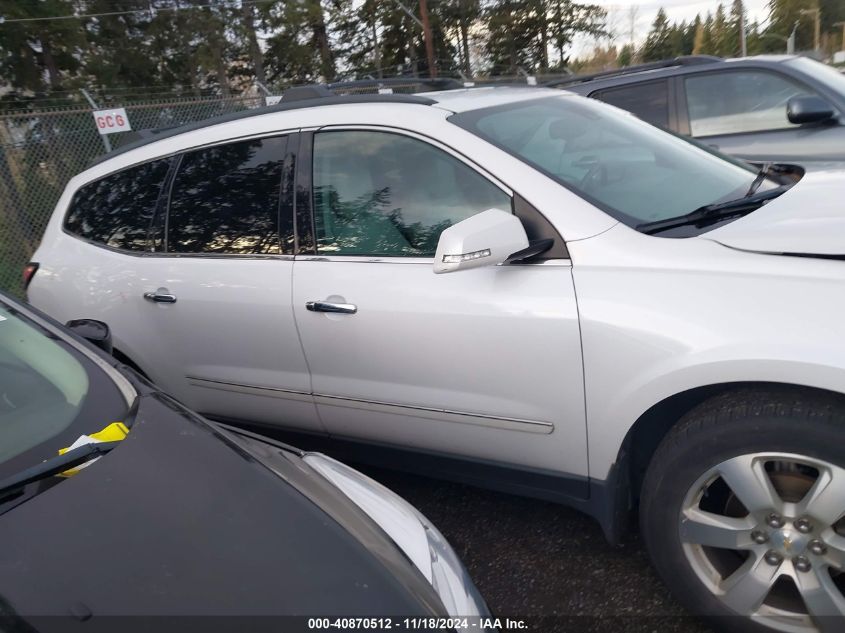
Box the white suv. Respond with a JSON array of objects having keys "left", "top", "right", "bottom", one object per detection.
[{"left": 28, "top": 86, "right": 845, "bottom": 632}]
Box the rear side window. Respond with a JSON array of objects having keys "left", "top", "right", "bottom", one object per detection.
[
  {"left": 64, "top": 158, "right": 171, "bottom": 251},
  {"left": 592, "top": 81, "right": 670, "bottom": 128},
  {"left": 166, "top": 136, "right": 287, "bottom": 255}
]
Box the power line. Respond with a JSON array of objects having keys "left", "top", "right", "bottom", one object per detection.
[{"left": 0, "top": 0, "right": 274, "bottom": 24}]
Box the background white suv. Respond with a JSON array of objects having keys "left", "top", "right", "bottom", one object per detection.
[{"left": 28, "top": 86, "right": 845, "bottom": 632}]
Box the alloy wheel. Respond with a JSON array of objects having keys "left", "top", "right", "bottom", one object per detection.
[{"left": 679, "top": 452, "right": 845, "bottom": 633}]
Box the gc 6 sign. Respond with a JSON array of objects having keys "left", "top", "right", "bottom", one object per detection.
[{"left": 92, "top": 108, "right": 132, "bottom": 135}]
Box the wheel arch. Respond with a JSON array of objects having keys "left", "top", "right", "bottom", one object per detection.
[{"left": 604, "top": 381, "right": 845, "bottom": 544}]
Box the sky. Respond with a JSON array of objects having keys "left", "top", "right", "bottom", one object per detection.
[{"left": 570, "top": 0, "right": 772, "bottom": 56}]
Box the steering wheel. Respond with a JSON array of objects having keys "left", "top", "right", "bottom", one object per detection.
[{"left": 580, "top": 161, "right": 609, "bottom": 193}]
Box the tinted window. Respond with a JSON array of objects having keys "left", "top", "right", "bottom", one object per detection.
[
  {"left": 312, "top": 131, "right": 510, "bottom": 256},
  {"left": 593, "top": 81, "right": 669, "bottom": 127},
  {"left": 685, "top": 71, "right": 812, "bottom": 136},
  {"left": 167, "top": 136, "right": 286, "bottom": 254},
  {"left": 450, "top": 96, "right": 763, "bottom": 229},
  {"left": 65, "top": 158, "right": 170, "bottom": 251}
]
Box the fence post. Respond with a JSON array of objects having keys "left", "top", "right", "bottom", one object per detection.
[
  {"left": 0, "top": 122, "right": 36, "bottom": 295},
  {"left": 80, "top": 89, "right": 112, "bottom": 153}
]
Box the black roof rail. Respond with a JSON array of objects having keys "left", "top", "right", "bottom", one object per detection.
[
  {"left": 280, "top": 84, "right": 336, "bottom": 102},
  {"left": 544, "top": 55, "right": 723, "bottom": 87},
  {"left": 327, "top": 76, "right": 466, "bottom": 92},
  {"left": 88, "top": 91, "right": 434, "bottom": 168}
]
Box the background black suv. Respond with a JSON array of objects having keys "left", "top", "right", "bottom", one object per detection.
[{"left": 553, "top": 55, "right": 845, "bottom": 169}]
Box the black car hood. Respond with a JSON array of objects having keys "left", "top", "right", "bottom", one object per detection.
[{"left": 0, "top": 392, "right": 443, "bottom": 619}]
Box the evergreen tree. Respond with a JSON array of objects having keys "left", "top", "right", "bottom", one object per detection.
[
  {"left": 617, "top": 43, "right": 635, "bottom": 67},
  {"left": 641, "top": 8, "right": 673, "bottom": 61}
]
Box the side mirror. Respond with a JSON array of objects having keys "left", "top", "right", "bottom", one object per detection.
[
  {"left": 433, "top": 209, "right": 529, "bottom": 274},
  {"left": 66, "top": 319, "right": 113, "bottom": 354},
  {"left": 787, "top": 95, "right": 835, "bottom": 125}
]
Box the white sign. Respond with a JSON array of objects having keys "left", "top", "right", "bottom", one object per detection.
[
  {"left": 265, "top": 95, "right": 283, "bottom": 106},
  {"left": 378, "top": 88, "right": 394, "bottom": 95},
  {"left": 93, "top": 108, "right": 131, "bottom": 135},
  {"left": 834, "top": 51, "right": 845, "bottom": 65}
]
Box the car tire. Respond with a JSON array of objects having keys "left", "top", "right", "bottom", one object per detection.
[{"left": 640, "top": 386, "right": 845, "bottom": 633}]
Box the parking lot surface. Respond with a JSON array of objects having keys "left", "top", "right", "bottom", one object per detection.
[{"left": 359, "top": 466, "right": 714, "bottom": 633}]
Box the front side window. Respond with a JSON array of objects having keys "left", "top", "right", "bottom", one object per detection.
[
  {"left": 167, "top": 136, "right": 287, "bottom": 254},
  {"left": 65, "top": 157, "right": 171, "bottom": 251},
  {"left": 785, "top": 57, "right": 845, "bottom": 99},
  {"left": 312, "top": 131, "right": 511, "bottom": 256},
  {"left": 450, "top": 95, "right": 762, "bottom": 230},
  {"left": 685, "top": 71, "right": 813, "bottom": 136},
  {"left": 593, "top": 80, "right": 670, "bottom": 128}
]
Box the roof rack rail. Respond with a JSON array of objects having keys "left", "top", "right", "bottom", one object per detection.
[
  {"left": 327, "top": 76, "right": 466, "bottom": 93},
  {"left": 544, "top": 55, "right": 723, "bottom": 87}
]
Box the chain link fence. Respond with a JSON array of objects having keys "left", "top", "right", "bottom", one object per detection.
[{"left": 0, "top": 95, "right": 265, "bottom": 296}]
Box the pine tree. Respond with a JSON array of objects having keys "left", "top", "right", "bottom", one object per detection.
[{"left": 641, "top": 8, "right": 673, "bottom": 61}]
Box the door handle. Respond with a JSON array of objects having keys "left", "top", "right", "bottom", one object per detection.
[
  {"left": 306, "top": 301, "right": 357, "bottom": 314},
  {"left": 143, "top": 290, "right": 177, "bottom": 304}
]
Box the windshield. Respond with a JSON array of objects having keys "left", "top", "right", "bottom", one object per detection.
[
  {"left": 786, "top": 57, "right": 845, "bottom": 99},
  {"left": 0, "top": 305, "right": 127, "bottom": 481},
  {"left": 449, "top": 95, "right": 772, "bottom": 231}
]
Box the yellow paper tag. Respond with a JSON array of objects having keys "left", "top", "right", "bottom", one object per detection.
[{"left": 58, "top": 422, "right": 129, "bottom": 476}]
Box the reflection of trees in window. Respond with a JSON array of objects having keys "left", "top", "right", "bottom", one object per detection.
[
  {"left": 168, "top": 137, "right": 285, "bottom": 254},
  {"left": 316, "top": 185, "right": 411, "bottom": 255},
  {"left": 313, "top": 131, "right": 511, "bottom": 257},
  {"left": 65, "top": 158, "right": 171, "bottom": 251},
  {"left": 314, "top": 185, "right": 454, "bottom": 256}
]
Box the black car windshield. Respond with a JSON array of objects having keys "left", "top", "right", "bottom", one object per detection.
[
  {"left": 449, "top": 95, "right": 777, "bottom": 232},
  {"left": 0, "top": 305, "right": 128, "bottom": 481}
]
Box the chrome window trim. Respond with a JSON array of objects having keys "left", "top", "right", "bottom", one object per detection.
[
  {"left": 296, "top": 255, "right": 434, "bottom": 264},
  {"left": 59, "top": 234, "right": 297, "bottom": 261},
  {"left": 295, "top": 254, "right": 571, "bottom": 266}
]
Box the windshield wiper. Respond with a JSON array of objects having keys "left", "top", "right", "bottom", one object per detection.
[
  {"left": 0, "top": 441, "right": 121, "bottom": 500},
  {"left": 637, "top": 184, "right": 792, "bottom": 235},
  {"left": 745, "top": 163, "right": 773, "bottom": 198}
]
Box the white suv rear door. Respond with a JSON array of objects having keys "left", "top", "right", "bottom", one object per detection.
[
  {"left": 291, "top": 128, "right": 587, "bottom": 480},
  {"left": 133, "top": 134, "right": 322, "bottom": 432}
]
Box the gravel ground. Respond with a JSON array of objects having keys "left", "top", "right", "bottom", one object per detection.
[
  {"left": 358, "top": 466, "right": 715, "bottom": 633},
  {"left": 246, "top": 424, "right": 715, "bottom": 633}
]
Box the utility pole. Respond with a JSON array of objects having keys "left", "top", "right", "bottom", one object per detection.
[
  {"left": 418, "top": 0, "right": 436, "bottom": 77},
  {"left": 372, "top": 16, "right": 382, "bottom": 78},
  {"left": 799, "top": 7, "right": 821, "bottom": 53},
  {"left": 390, "top": 0, "right": 437, "bottom": 78},
  {"left": 738, "top": 0, "right": 747, "bottom": 57},
  {"left": 834, "top": 21, "right": 845, "bottom": 51}
]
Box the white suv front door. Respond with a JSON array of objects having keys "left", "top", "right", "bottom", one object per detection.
[{"left": 292, "top": 129, "right": 587, "bottom": 479}]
